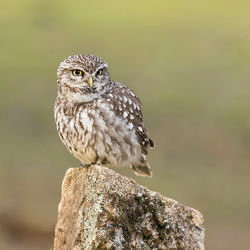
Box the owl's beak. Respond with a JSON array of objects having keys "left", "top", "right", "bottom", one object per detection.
[{"left": 87, "top": 77, "right": 93, "bottom": 87}]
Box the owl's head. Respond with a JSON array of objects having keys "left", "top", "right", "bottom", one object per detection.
[{"left": 57, "top": 54, "right": 111, "bottom": 103}]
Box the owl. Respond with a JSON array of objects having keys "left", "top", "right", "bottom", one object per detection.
[{"left": 54, "top": 54, "right": 154, "bottom": 177}]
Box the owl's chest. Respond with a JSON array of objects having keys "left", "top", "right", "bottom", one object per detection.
[
  {"left": 55, "top": 101, "right": 116, "bottom": 150},
  {"left": 55, "top": 104, "right": 94, "bottom": 143}
]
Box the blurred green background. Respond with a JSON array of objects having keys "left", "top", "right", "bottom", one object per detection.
[{"left": 0, "top": 1, "right": 250, "bottom": 249}]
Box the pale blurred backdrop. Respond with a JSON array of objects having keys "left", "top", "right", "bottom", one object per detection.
[{"left": 0, "top": 1, "right": 250, "bottom": 249}]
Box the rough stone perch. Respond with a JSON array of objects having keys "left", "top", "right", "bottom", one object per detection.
[{"left": 54, "top": 166, "right": 205, "bottom": 250}]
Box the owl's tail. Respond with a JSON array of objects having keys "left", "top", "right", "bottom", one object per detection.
[{"left": 130, "top": 163, "right": 152, "bottom": 177}]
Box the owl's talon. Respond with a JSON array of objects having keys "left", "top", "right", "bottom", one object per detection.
[{"left": 79, "top": 162, "right": 97, "bottom": 168}]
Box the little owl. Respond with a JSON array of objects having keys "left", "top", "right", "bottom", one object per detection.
[{"left": 54, "top": 55, "right": 154, "bottom": 177}]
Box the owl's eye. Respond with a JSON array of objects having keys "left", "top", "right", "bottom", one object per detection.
[
  {"left": 72, "top": 70, "right": 84, "bottom": 76},
  {"left": 96, "top": 69, "right": 103, "bottom": 76}
]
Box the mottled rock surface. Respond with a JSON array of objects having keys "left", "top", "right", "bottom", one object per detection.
[{"left": 54, "top": 166, "right": 205, "bottom": 250}]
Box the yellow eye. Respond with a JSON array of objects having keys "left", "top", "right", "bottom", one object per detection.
[
  {"left": 96, "top": 69, "right": 103, "bottom": 76},
  {"left": 72, "top": 70, "right": 83, "bottom": 76}
]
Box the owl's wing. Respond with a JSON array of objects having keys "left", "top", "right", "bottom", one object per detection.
[{"left": 105, "top": 82, "right": 154, "bottom": 155}]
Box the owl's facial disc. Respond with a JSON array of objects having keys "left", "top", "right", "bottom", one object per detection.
[
  {"left": 57, "top": 55, "right": 111, "bottom": 103},
  {"left": 61, "top": 66, "right": 109, "bottom": 103}
]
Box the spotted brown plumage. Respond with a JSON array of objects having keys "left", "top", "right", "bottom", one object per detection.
[{"left": 55, "top": 54, "right": 154, "bottom": 177}]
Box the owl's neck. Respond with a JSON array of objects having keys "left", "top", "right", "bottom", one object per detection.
[{"left": 59, "top": 81, "right": 115, "bottom": 105}]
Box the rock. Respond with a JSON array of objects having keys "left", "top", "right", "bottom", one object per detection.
[{"left": 54, "top": 166, "right": 205, "bottom": 250}]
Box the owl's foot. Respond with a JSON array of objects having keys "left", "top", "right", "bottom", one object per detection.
[{"left": 79, "top": 162, "right": 97, "bottom": 168}]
